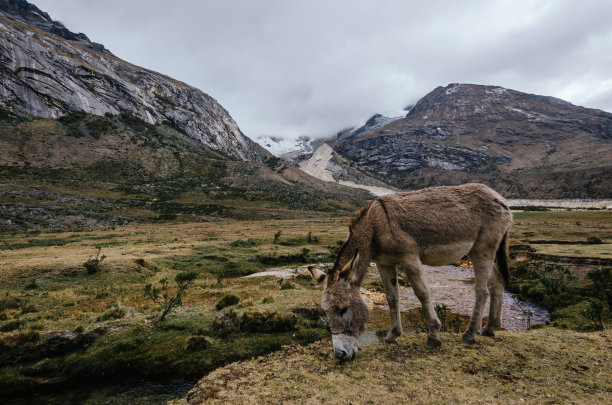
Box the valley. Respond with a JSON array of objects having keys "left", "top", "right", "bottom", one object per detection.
[{"left": 0, "top": 1, "right": 611, "bottom": 404}]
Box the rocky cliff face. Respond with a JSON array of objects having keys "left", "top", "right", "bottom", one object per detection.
[
  {"left": 334, "top": 83, "right": 612, "bottom": 198},
  {"left": 0, "top": 0, "right": 263, "bottom": 161}
]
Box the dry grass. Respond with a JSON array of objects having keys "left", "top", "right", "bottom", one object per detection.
[{"left": 181, "top": 328, "right": 612, "bottom": 405}]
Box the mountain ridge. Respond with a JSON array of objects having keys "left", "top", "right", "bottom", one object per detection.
[
  {"left": 0, "top": 0, "right": 264, "bottom": 161},
  {"left": 331, "top": 83, "right": 612, "bottom": 198}
]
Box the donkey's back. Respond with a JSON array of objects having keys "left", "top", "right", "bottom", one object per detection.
[{"left": 375, "top": 183, "right": 511, "bottom": 266}]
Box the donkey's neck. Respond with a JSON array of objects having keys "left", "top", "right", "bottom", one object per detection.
[{"left": 348, "top": 219, "right": 374, "bottom": 286}]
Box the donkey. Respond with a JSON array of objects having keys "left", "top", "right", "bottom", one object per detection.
[{"left": 308, "top": 183, "right": 512, "bottom": 361}]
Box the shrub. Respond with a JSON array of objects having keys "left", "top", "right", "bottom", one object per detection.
[
  {"left": 586, "top": 236, "right": 603, "bottom": 244},
  {"left": 539, "top": 265, "right": 573, "bottom": 295},
  {"left": 587, "top": 268, "right": 612, "bottom": 308},
  {"left": 24, "top": 279, "right": 38, "bottom": 290},
  {"left": 582, "top": 299, "right": 604, "bottom": 330},
  {"left": 273, "top": 230, "right": 282, "bottom": 241},
  {"left": 83, "top": 247, "right": 106, "bottom": 274},
  {"left": 262, "top": 296, "right": 275, "bottom": 304},
  {"left": 215, "top": 294, "right": 240, "bottom": 310},
  {"left": 144, "top": 271, "right": 198, "bottom": 324},
  {"left": 0, "top": 295, "right": 21, "bottom": 311},
  {"left": 230, "top": 239, "right": 257, "bottom": 248},
  {"left": 185, "top": 335, "right": 213, "bottom": 352},
  {"left": 307, "top": 232, "right": 319, "bottom": 243},
  {"left": 280, "top": 281, "right": 295, "bottom": 290}
]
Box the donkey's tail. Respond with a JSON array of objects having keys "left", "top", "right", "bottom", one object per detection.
[{"left": 496, "top": 231, "right": 510, "bottom": 287}]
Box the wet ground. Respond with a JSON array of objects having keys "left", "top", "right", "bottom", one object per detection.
[
  {"left": 361, "top": 264, "right": 550, "bottom": 332},
  {"left": 247, "top": 263, "right": 550, "bottom": 333},
  {"left": 376, "top": 265, "right": 549, "bottom": 332}
]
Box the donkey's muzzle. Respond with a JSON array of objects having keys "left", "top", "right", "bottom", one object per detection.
[{"left": 332, "top": 333, "right": 359, "bottom": 361}]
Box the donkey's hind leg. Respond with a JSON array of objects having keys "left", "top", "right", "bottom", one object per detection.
[
  {"left": 483, "top": 271, "right": 504, "bottom": 337},
  {"left": 400, "top": 258, "right": 441, "bottom": 347},
  {"left": 377, "top": 263, "right": 402, "bottom": 343},
  {"left": 462, "top": 253, "right": 494, "bottom": 345}
]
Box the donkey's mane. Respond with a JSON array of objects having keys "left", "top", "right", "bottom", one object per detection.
[
  {"left": 348, "top": 205, "right": 369, "bottom": 230},
  {"left": 331, "top": 201, "right": 374, "bottom": 274}
]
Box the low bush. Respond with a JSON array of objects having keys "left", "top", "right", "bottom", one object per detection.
[
  {"left": 586, "top": 236, "right": 603, "bottom": 244},
  {"left": 0, "top": 295, "right": 21, "bottom": 311},
  {"left": 83, "top": 248, "right": 106, "bottom": 274},
  {"left": 185, "top": 335, "right": 213, "bottom": 352},
  {"left": 215, "top": 294, "right": 240, "bottom": 310},
  {"left": 587, "top": 268, "right": 612, "bottom": 308},
  {"left": 230, "top": 239, "right": 257, "bottom": 248}
]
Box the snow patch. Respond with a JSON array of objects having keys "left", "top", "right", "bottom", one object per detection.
[{"left": 256, "top": 135, "right": 314, "bottom": 156}]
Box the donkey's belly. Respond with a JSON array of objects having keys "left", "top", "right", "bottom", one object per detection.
[{"left": 420, "top": 241, "right": 474, "bottom": 266}]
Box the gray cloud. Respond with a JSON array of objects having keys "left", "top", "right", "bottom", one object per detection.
[{"left": 34, "top": 0, "right": 612, "bottom": 140}]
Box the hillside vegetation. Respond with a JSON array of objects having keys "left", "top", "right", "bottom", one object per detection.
[{"left": 0, "top": 109, "right": 371, "bottom": 231}]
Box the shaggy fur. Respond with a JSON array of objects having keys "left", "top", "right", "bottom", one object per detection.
[{"left": 311, "top": 183, "right": 512, "bottom": 359}]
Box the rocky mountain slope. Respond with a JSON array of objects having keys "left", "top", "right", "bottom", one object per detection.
[
  {"left": 0, "top": 0, "right": 262, "bottom": 161},
  {"left": 299, "top": 143, "right": 396, "bottom": 196},
  {"left": 334, "top": 83, "right": 612, "bottom": 198},
  {"left": 0, "top": 1, "right": 374, "bottom": 230}
]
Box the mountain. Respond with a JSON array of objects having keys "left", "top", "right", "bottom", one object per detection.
[
  {"left": 333, "top": 83, "right": 612, "bottom": 198},
  {"left": 0, "top": 0, "right": 262, "bottom": 161},
  {"left": 332, "top": 113, "right": 404, "bottom": 145},
  {"left": 0, "top": 1, "right": 373, "bottom": 230}
]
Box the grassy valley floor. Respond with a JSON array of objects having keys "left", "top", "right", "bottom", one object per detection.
[
  {"left": 178, "top": 328, "right": 612, "bottom": 405},
  {"left": 0, "top": 210, "right": 610, "bottom": 401}
]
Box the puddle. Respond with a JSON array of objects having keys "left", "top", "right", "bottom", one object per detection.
[{"left": 370, "top": 265, "right": 549, "bottom": 331}]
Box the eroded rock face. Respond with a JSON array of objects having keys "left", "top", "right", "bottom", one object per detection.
[
  {"left": 0, "top": 0, "right": 263, "bottom": 161},
  {"left": 334, "top": 83, "right": 612, "bottom": 197}
]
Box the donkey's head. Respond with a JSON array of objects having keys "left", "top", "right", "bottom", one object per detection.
[{"left": 308, "top": 252, "right": 369, "bottom": 361}]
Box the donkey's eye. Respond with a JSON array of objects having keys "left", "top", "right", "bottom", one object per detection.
[{"left": 339, "top": 307, "right": 349, "bottom": 316}]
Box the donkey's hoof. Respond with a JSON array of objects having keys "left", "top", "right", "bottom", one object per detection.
[
  {"left": 426, "top": 337, "right": 442, "bottom": 348},
  {"left": 384, "top": 335, "right": 399, "bottom": 344},
  {"left": 482, "top": 329, "right": 495, "bottom": 337},
  {"left": 461, "top": 334, "right": 476, "bottom": 345}
]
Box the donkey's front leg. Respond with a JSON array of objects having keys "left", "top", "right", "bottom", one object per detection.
[
  {"left": 401, "top": 259, "right": 441, "bottom": 347},
  {"left": 378, "top": 263, "right": 402, "bottom": 343}
]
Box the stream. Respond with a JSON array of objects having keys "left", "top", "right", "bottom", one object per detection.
[{"left": 5, "top": 377, "right": 196, "bottom": 405}]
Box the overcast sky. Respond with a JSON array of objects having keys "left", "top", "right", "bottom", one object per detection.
[{"left": 34, "top": 0, "right": 612, "bottom": 140}]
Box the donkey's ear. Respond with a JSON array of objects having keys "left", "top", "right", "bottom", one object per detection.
[
  {"left": 339, "top": 252, "right": 360, "bottom": 278},
  {"left": 308, "top": 266, "right": 327, "bottom": 284}
]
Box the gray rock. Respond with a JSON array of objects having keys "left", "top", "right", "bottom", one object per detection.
[{"left": 0, "top": 2, "right": 264, "bottom": 162}]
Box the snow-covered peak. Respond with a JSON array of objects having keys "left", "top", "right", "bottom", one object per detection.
[{"left": 255, "top": 135, "right": 316, "bottom": 157}]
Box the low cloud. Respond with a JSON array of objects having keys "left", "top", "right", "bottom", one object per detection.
[{"left": 35, "top": 0, "right": 612, "bottom": 140}]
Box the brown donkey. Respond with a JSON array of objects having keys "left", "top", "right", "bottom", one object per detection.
[{"left": 309, "top": 183, "right": 512, "bottom": 361}]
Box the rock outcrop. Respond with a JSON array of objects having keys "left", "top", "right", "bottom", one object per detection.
[{"left": 0, "top": 0, "right": 263, "bottom": 161}]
